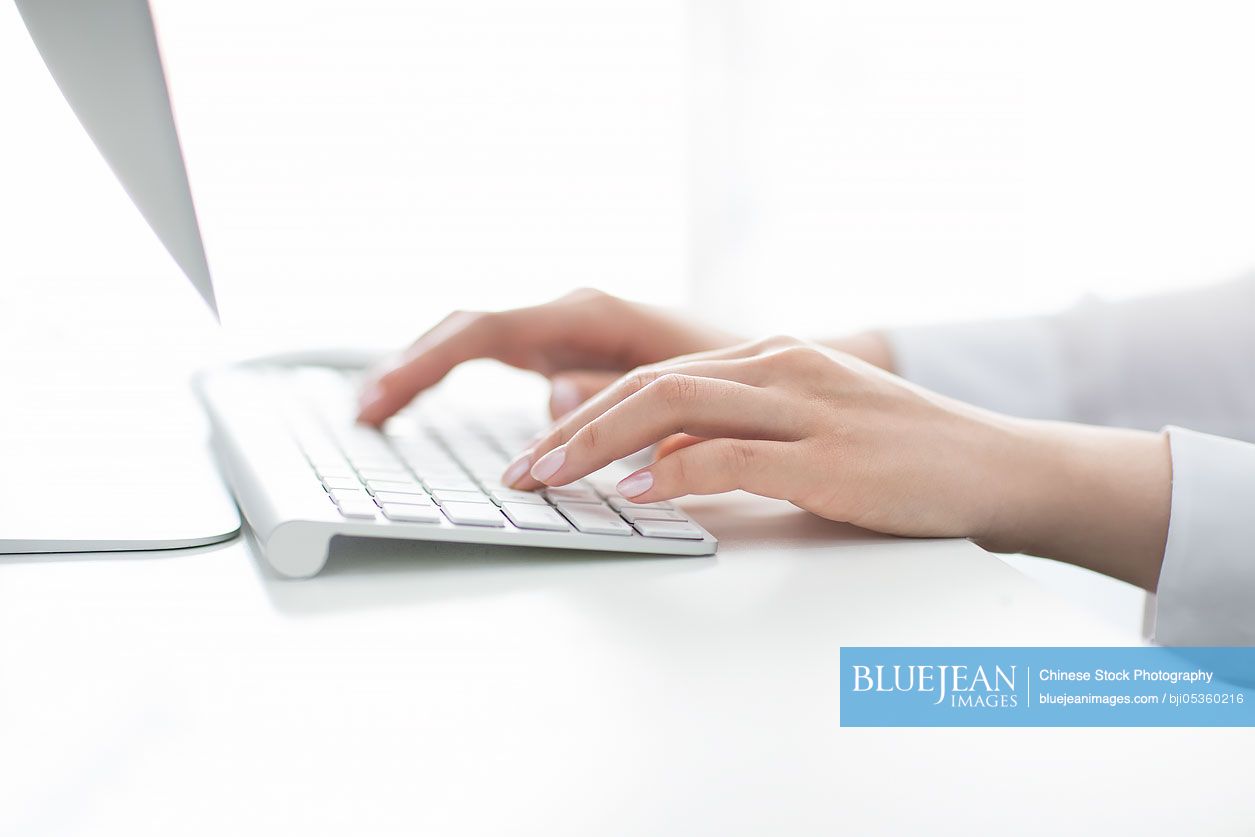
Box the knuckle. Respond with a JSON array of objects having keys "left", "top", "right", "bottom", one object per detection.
[
  {"left": 757, "top": 334, "right": 802, "bottom": 351},
  {"left": 748, "top": 343, "right": 816, "bottom": 375},
  {"left": 777, "top": 344, "right": 822, "bottom": 364},
  {"left": 565, "top": 287, "right": 615, "bottom": 309},
  {"left": 622, "top": 366, "right": 659, "bottom": 396},
  {"left": 673, "top": 445, "right": 691, "bottom": 485},
  {"left": 571, "top": 420, "right": 600, "bottom": 452},
  {"left": 651, "top": 373, "right": 700, "bottom": 409},
  {"left": 724, "top": 439, "right": 757, "bottom": 472},
  {"left": 764, "top": 344, "right": 828, "bottom": 378}
]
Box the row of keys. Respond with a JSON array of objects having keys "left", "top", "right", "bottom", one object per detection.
[{"left": 322, "top": 476, "right": 704, "bottom": 539}]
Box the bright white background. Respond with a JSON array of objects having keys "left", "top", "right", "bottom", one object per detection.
[
  {"left": 4, "top": 1, "right": 1255, "bottom": 628},
  {"left": 6, "top": 0, "right": 1255, "bottom": 350}
]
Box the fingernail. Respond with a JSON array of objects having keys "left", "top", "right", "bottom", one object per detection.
[
  {"left": 617, "top": 471, "right": 653, "bottom": 498},
  {"left": 358, "top": 384, "right": 385, "bottom": 410},
  {"left": 500, "top": 451, "right": 532, "bottom": 487},
  {"left": 550, "top": 378, "right": 581, "bottom": 417},
  {"left": 356, "top": 384, "right": 386, "bottom": 421},
  {"left": 530, "top": 446, "right": 566, "bottom": 483}
]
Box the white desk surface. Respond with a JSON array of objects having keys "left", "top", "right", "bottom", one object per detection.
[
  {"left": 3, "top": 490, "right": 1253, "bottom": 837},
  {"left": 0, "top": 291, "right": 1249, "bottom": 834}
]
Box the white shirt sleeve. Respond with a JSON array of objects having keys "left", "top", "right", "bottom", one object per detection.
[
  {"left": 886, "top": 275, "right": 1255, "bottom": 437},
  {"left": 884, "top": 275, "right": 1255, "bottom": 645},
  {"left": 1151, "top": 427, "right": 1255, "bottom": 645},
  {"left": 885, "top": 314, "right": 1072, "bottom": 420}
]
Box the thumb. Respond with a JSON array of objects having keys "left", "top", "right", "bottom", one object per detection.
[{"left": 548, "top": 370, "right": 619, "bottom": 419}]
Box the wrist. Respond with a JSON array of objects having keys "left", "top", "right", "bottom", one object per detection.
[{"left": 976, "top": 418, "right": 1172, "bottom": 591}]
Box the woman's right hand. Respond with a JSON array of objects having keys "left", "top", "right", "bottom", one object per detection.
[{"left": 356, "top": 288, "right": 742, "bottom": 425}]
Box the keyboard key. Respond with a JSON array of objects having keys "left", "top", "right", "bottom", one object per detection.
[
  {"left": 365, "top": 479, "right": 425, "bottom": 494},
  {"left": 301, "top": 441, "right": 343, "bottom": 457},
  {"left": 501, "top": 502, "right": 570, "bottom": 532},
  {"left": 373, "top": 491, "right": 435, "bottom": 506},
  {"left": 544, "top": 486, "right": 602, "bottom": 504},
  {"left": 407, "top": 460, "right": 463, "bottom": 474},
  {"left": 560, "top": 505, "right": 632, "bottom": 536},
  {"left": 403, "top": 456, "right": 462, "bottom": 474},
  {"left": 346, "top": 455, "right": 404, "bottom": 471},
  {"left": 313, "top": 464, "right": 356, "bottom": 480},
  {"left": 440, "top": 502, "right": 505, "bottom": 527},
  {"left": 470, "top": 470, "right": 514, "bottom": 486},
  {"left": 381, "top": 503, "right": 444, "bottom": 523},
  {"left": 460, "top": 450, "right": 507, "bottom": 466},
  {"left": 489, "top": 488, "right": 548, "bottom": 505},
  {"left": 422, "top": 474, "right": 481, "bottom": 492},
  {"left": 303, "top": 446, "right": 344, "bottom": 462},
  {"left": 432, "top": 489, "right": 490, "bottom": 504},
  {"left": 321, "top": 476, "right": 363, "bottom": 491},
  {"left": 381, "top": 416, "right": 421, "bottom": 437},
  {"left": 356, "top": 467, "right": 413, "bottom": 481},
  {"left": 396, "top": 447, "right": 451, "bottom": 461},
  {"left": 329, "top": 488, "right": 371, "bottom": 504},
  {"left": 585, "top": 477, "right": 623, "bottom": 497},
  {"left": 607, "top": 497, "right": 676, "bottom": 512},
  {"left": 632, "top": 519, "right": 704, "bottom": 539},
  {"left": 336, "top": 500, "right": 379, "bottom": 519},
  {"left": 552, "top": 501, "right": 615, "bottom": 520},
  {"left": 617, "top": 507, "right": 687, "bottom": 523}
]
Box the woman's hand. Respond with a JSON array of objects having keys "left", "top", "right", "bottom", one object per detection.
[
  {"left": 502, "top": 336, "right": 1172, "bottom": 590},
  {"left": 357, "top": 289, "right": 742, "bottom": 425},
  {"left": 501, "top": 336, "right": 1015, "bottom": 539}
]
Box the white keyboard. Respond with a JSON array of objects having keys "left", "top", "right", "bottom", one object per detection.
[{"left": 197, "top": 364, "right": 717, "bottom": 577}]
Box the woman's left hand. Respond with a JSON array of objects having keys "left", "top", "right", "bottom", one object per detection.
[{"left": 500, "top": 336, "right": 1025, "bottom": 542}]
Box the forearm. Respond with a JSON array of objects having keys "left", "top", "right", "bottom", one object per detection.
[
  {"left": 976, "top": 417, "right": 1172, "bottom": 592},
  {"left": 823, "top": 329, "right": 1173, "bottom": 589}
]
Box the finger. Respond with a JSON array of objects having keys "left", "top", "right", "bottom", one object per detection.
[
  {"left": 614, "top": 438, "right": 800, "bottom": 503},
  {"left": 522, "top": 375, "right": 803, "bottom": 488},
  {"left": 358, "top": 306, "right": 564, "bottom": 425},
  {"left": 650, "top": 334, "right": 806, "bottom": 367},
  {"left": 502, "top": 432, "right": 700, "bottom": 491},
  {"left": 500, "top": 357, "right": 769, "bottom": 487},
  {"left": 548, "top": 370, "right": 617, "bottom": 419},
  {"left": 655, "top": 433, "right": 704, "bottom": 459},
  {"left": 357, "top": 311, "right": 505, "bottom": 424},
  {"left": 537, "top": 356, "right": 767, "bottom": 451}
]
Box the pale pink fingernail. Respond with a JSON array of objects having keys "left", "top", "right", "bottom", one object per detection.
[
  {"left": 500, "top": 451, "right": 532, "bottom": 487},
  {"left": 616, "top": 471, "right": 653, "bottom": 498},
  {"left": 530, "top": 447, "right": 566, "bottom": 483},
  {"left": 357, "top": 384, "right": 385, "bottom": 410}
]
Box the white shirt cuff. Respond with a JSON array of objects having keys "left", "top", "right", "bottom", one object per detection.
[
  {"left": 885, "top": 317, "right": 1072, "bottom": 420},
  {"left": 1152, "top": 426, "right": 1255, "bottom": 645}
]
